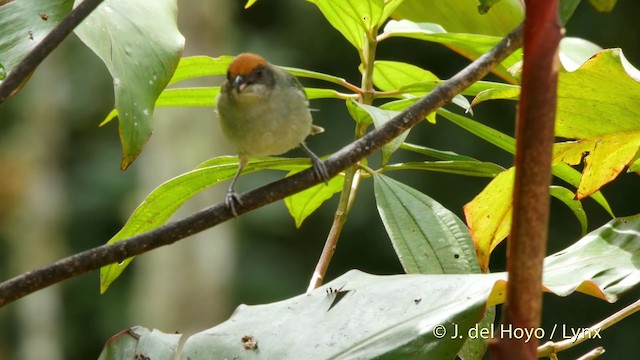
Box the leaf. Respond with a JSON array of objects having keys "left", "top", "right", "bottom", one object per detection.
[
  {"left": 373, "top": 61, "right": 471, "bottom": 114},
  {"left": 541, "top": 214, "right": 640, "bottom": 302},
  {"left": 554, "top": 135, "right": 640, "bottom": 199},
  {"left": 477, "top": 0, "right": 503, "bottom": 14},
  {"left": 553, "top": 49, "right": 640, "bottom": 198},
  {"left": 464, "top": 168, "right": 514, "bottom": 273},
  {"left": 308, "top": 0, "right": 381, "bottom": 51},
  {"left": 559, "top": 37, "right": 603, "bottom": 72},
  {"left": 379, "top": 20, "right": 523, "bottom": 81},
  {"left": 74, "top": 0, "right": 185, "bottom": 169},
  {"left": 167, "top": 55, "right": 230, "bottom": 85},
  {"left": 549, "top": 186, "right": 587, "bottom": 236},
  {"left": 437, "top": 108, "right": 613, "bottom": 215},
  {"left": 392, "top": 0, "right": 523, "bottom": 37},
  {"left": 244, "top": 0, "right": 259, "bottom": 9},
  {"left": 374, "top": 174, "right": 481, "bottom": 274},
  {"left": 400, "top": 142, "right": 480, "bottom": 162},
  {"left": 351, "top": 101, "right": 407, "bottom": 165},
  {"left": 285, "top": 173, "right": 344, "bottom": 228},
  {"left": 588, "top": 0, "right": 618, "bottom": 12},
  {"left": 0, "top": 0, "right": 73, "bottom": 94},
  {"left": 98, "top": 327, "right": 180, "bottom": 360},
  {"left": 183, "top": 270, "right": 488, "bottom": 359},
  {"left": 108, "top": 215, "right": 640, "bottom": 357},
  {"left": 384, "top": 161, "right": 505, "bottom": 178},
  {"left": 100, "top": 157, "right": 322, "bottom": 292}
]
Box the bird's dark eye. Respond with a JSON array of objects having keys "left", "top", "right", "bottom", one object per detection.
[{"left": 254, "top": 67, "right": 264, "bottom": 77}]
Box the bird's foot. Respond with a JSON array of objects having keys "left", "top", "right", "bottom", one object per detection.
[
  {"left": 225, "top": 190, "right": 242, "bottom": 217},
  {"left": 311, "top": 157, "right": 330, "bottom": 184}
]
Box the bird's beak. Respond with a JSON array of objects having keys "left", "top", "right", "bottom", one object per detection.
[{"left": 233, "top": 75, "right": 247, "bottom": 92}]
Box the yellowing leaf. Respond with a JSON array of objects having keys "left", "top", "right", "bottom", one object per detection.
[
  {"left": 553, "top": 134, "right": 640, "bottom": 199},
  {"left": 463, "top": 168, "right": 514, "bottom": 272}
]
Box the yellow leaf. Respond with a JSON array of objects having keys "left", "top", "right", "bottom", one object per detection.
[{"left": 464, "top": 168, "right": 514, "bottom": 272}]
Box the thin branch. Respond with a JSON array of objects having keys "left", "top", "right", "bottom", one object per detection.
[
  {"left": 307, "top": 25, "right": 379, "bottom": 292},
  {"left": 0, "top": 0, "right": 105, "bottom": 104},
  {"left": 537, "top": 298, "right": 640, "bottom": 357},
  {"left": 0, "top": 23, "right": 524, "bottom": 308}
]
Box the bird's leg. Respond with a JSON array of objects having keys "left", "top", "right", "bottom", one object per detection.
[
  {"left": 226, "top": 156, "right": 248, "bottom": 217},
  {"left": 300, "top": 142, "right": 329, "bottom": 184}
]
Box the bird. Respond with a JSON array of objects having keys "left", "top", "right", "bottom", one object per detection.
[{"left": 216, "top": 53, "right": 329, "bottom": 216}]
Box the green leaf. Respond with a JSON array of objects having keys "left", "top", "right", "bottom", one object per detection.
[
  {"left": 588, "top": 0, "right": 618, "bottom": 12},
  {"left": 168, "top": 55, "right": 231, "bottom": 85},
  {"left": 400, "top": 142, "right": 480, "bottom": 162},
  {"left": 385, "top": 161, "right": 505, "bottom": 178},
  {"left": 282, "top": 66, "right": 359, "bottom": 90},
  {"left": 373, "top": 61, "right": 472, "bottom": 114},
  {"left": 629, "top": 150, "right": 640, "bottom": 173},
  {"left": 100, "top": 157, "right": 322, "bottom": 292},
  {"left": 458, "top": 306, "right": 495, "bottom": 360},
  {"left": 285, "top": 173, "right": 344, "bottom": 228},
  {"left": 0, "top": 0, "right": 73, "bottom": 92},
  {"left": 472, "top": 87, "right": 520, "bottom": 106},
  {"left": 477, "top": 0, "right": 503, "bottom": 14},
  {"left": 351, "top": 102, "right": 406, "bottom": 165},
  {"left": 379, "top": 20, "right": 523, "bottom": 81},
  {"left": 244, "top": 0, "right": 259, "bottom": 9},
  {"left": 74, "top": 0, "right": 185, "bottom": 169},
  {"left": 392, "top": 0, "right": 523, "bottom": 37},
  {"left": 374, "top": 174, "right": 481, "bottom": 274},
  {"left": 308, "top": 0, "right": 381, "bottom": 51},
  {"left": 550, "top": 186, "right": 587, "bottom": 236},
  {"left": 346, "top": 98, "right": 373, "bottom": 126},
  {"left": 560, "top": 0, "right": 582, "bottom": 24}
]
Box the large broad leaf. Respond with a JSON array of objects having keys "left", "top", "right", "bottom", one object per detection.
[
  {"left": 553, "top": 48, "right": 640, "bottom": 199},
  {"left": 0, "top": 0, "right": 73, "bottom": 95},
  {"left": 74, "top": 0, "right": 185, "bottom": 169},
  {"left": 101, "top": 215, "right": 640, "bottom": 357},
  {"left": 470, "top": 48, "right": 640, "bottom": 200},
  {"left": 100, "top": 157, "right": 324, "bottom": 293},
  {"left": 374, "top": 174, "right": 481, "bottom": 274}
]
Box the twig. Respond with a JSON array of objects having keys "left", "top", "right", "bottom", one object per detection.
[
  {"left": 0, "top": 0, "right": 105, "bottom": 104},
  {"left": 0, "top": 23, "right": 524, "bottom": 308},
  {"left": 537, "top": 298, "right": 640, "bottom": 357},
  {"left": 576, "top": 347, "right": 605, "bottom": 360}
]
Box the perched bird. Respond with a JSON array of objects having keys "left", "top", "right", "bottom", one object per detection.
[{"left": 216, "top": 53, "right": 329, "bottom": 216}]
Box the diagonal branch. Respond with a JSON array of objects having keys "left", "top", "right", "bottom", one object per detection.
[
  {"left": 0, "top": 23, "right": 524, "bottom": 308},
  {"left": 0, "top": 0, "right": 105, "bottom": 104}
]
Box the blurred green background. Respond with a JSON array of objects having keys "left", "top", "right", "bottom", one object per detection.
[{"left": 0, "top": 1, "right": 639, "bottom": 359}]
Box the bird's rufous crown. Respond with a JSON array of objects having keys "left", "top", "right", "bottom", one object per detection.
[{"left": 227, "top": 53, "right": 268, "bottom": 77}]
